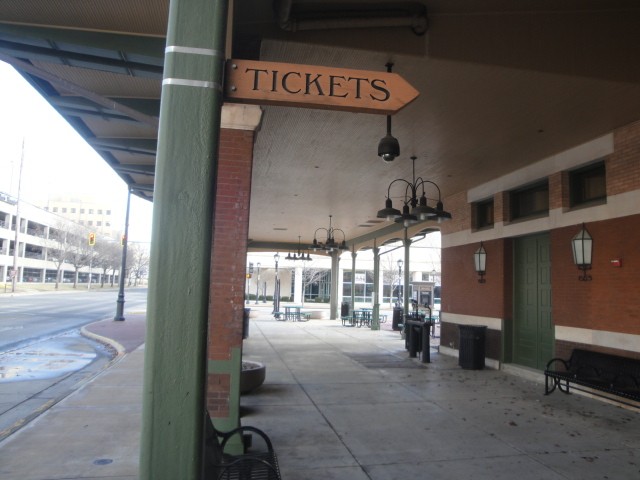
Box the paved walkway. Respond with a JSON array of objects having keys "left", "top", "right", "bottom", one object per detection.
[{"left": 0, "top": 308, "right": 638, "bottom": 479}]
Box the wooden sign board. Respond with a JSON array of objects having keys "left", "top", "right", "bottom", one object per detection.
[{"left": 224, "top": 59, "right": 419, "bottom": 115}]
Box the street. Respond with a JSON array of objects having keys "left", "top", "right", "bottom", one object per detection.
[{"left": 0, "top": 287, "right": 148, "bottom": 440}]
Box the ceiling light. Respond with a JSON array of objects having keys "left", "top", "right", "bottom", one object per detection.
[
  {"left": 377, "top": 156, "right": 452, "bottom": 226},
  {"left": 311, "top": 215, "right": 348, "bottom": 252}
]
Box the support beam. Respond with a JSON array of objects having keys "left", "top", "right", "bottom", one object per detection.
[
  {"left": 371, "top": 244, "right": 380, "bottom": 330},
  {"left": 139, "top": 0, "right": 228, "bottom": 478}
]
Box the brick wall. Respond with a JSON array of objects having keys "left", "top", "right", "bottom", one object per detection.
[
  {"left": 206, "top": 128, "right": 255, "bottom": 416},
  {"left": 609, "top": 120, "right": 640, "bottom": 196},
  {"left": 440, "top": 191, "right": 469, "bottom": 235},
  {"left": 551, "top": 214, "right": 640, "bottom": 335},
  {"left": 442, "top": 238, "right": 512, "bottom": 319}
]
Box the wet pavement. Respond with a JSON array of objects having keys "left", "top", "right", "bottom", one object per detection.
[
  {"left": 0, "top": 331, "right": 114, "bottom": 440},
  {"left": 0, "top": 330, "right": 112, "bottom": 381}
]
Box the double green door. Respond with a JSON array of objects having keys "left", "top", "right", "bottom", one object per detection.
[{"left": 513, "top": 234, "right": 553, "bottom": 370}]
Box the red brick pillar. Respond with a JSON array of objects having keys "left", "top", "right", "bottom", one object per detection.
[{"left": 206, "top": 105, "right": 262, "bottom": 432}]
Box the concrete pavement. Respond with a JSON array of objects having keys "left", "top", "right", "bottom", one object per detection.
[{"left": 0, "top": 307, "right": 638, "bottom": 479}]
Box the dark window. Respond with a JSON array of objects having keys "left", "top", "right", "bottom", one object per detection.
[
  {"left": 80, "top": 209, "right": 85, "bottom": 214},
  {"left": 71, "top": 208, "right": 76, "bottom": 213},
  {"left": 570, "top": 161, "right": 606, "bottom": 207},
  {"left": 510, "top": 180, "right": 549, "bottom": 220},
  {"left": 474, "top": 198, "right": 494, "bottom": 229}
]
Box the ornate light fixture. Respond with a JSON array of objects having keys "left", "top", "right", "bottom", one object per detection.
[
  {"left": 377, "top": 156, "right": 452, "bottom": 227},
  {"left": 286, "top": 236, "right": 311, "bottom": 261},
  {"left": 474, "top": 241, "right": 487, "bottom": 283},
  {"left": 571, "top": 223, "right": 593, "bottom": 281},
  {"left": 311, "top": 215, "right": 348, "bottom": 252},
  {"left": 377, "top": 63, "right": 400, "bottom": 163}
]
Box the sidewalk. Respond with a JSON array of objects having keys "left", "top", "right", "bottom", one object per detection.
[{"left": 1, "top": 308, "right": 638, "bottom": 479}]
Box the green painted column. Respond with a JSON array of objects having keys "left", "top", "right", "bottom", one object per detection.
[
  {"left": 139, "top": 0, "right": 228, "bottom": 479},
  {"left": 350, "top": 250, "right": 356, "bottom": 311},
  {"left": 371, "top": 245, "right": 380, "bottom": 330},
  {"left": 403, "top": 230, "right": 412, "bottom": 317},
  {"left": 330, "top": 251, "right": 340, "bottom": 319}
]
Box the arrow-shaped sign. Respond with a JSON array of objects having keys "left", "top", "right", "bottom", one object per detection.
[{"left": 224, "top": 59, "right": 419, "bottom": 115}]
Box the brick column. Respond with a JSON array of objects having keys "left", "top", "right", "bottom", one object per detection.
[{"left": 206, "top": 105, "right": 262, "bottom": 434}]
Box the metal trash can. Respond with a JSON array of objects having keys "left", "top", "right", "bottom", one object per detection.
[
  {"left": 458, "top": 325, "right": 486, "bottom": 369},
  {"left": 243, "top": 308, "right": 251, "bottom": 339},
  {"left": 341, "top": 301, "right": 350, "bottom": 318},
  {"left": 392, "top": 307, "right": 403, "bottom": 331}
]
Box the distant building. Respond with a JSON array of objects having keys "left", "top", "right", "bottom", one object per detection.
[
  {"left": 0, "top": 192, "right": 120, "bottom": 285},
  {"left": 41, "top": 195, "right": 121, "bottom": 240}
]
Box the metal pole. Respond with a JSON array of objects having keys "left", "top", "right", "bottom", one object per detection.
[
  {"left": 255, "top": 263, "right": 260, "bottom": 304},
  {"left": 11, "top": 139, "right": 25, "bottom": 293},
  {"left": 114, "top": 187, "right": 131, "bottom": 321},
  {"left": 273, "top": 254, "right": 279, "bottom": 313}
]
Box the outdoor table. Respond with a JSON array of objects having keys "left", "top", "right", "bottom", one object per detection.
[
  {"left": 284, "top": 305, "right": 302, "bottom": 321},
  {"left": 353, "top": 309, "right": 372, "bottom": 327}
]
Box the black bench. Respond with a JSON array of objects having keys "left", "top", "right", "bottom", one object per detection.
[
  {"left": 544, "top": 348, "right": 640, "bottom": 408},
  {"left": 205, "top": 412, "right": 282, "bottom": 479}
]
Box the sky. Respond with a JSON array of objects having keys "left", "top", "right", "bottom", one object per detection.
[{"left": 0, "top": 61, "right": 153, "bottom": 244}]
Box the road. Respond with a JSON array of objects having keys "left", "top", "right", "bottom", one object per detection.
[
  {"left": 0, "top": 288, "right": 148, "bottom": 352},
  {"left": 0, "top": 287, "right": 148, "bottom": 440}
]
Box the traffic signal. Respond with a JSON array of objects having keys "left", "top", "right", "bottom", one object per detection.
[
  {"left": 88, "top": 232, "right": 96, "bottom": 246},
  {"left": 121, "top": 234, "right": 126, "bottom": 246}
]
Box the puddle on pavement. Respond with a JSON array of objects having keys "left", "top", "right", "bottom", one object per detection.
[{"left": 0, "top": 331, "right": 108, "bottom": 382}]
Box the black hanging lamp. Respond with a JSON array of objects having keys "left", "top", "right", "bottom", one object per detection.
[{"left": 377, "top": 156, "right": 452, "bottom": 226}]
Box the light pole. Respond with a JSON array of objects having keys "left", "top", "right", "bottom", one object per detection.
[
  {"left": 273, "top": 253, "right": 280, "bottom": 314},
  {"left": 397, "top": 259, "right": 403, "bottom": 306},
  {"left": 114, "top": 187, "right": 131, "bottom": 321},
  {"left": 254, "top": 262, "right": 261, "bottom": 304}
]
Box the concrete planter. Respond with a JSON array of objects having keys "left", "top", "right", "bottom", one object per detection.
[{"left": 240, "top": 360, "right": 266, "bottom": 394}]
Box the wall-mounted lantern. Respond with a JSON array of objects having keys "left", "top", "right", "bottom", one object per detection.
[
  {"left": 473, "top": 241, "right": 487, "bottom": 283},
  {"left": 571, "top": 223, "right": 593, "bottom": 281}
]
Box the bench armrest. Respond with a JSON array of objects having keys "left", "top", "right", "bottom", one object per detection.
[
  {"left": 545, "top": 357, "right": 569, "bottom": 371},
  {"left": 219, "top": 425, "right": 275, "bottom": 452}
]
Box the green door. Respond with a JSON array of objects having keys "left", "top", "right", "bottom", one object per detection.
[{"left": 513, "top": 234, "right": 553, "bottom": 370}]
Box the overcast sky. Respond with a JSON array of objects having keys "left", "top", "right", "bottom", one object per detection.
[{"left": 0, "top": 61, "right": 153, "bottom": 243}]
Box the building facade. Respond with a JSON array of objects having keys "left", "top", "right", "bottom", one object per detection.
[
  {"left": 439, "top": 122, "right": 640, "bottom": 370},
  {"left": 42, "top": 195, "right": 120, "bottom": 240},
  {"left": 1, "top": 192, "right": 120, "bottom": 285}
]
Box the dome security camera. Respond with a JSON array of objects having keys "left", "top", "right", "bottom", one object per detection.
[{"left": 378, "top": 133, "right": 400, "bottom": 163}]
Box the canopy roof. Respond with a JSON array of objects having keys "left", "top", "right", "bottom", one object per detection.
[{"left": 2, "top": 0, "right": 639, "bottom": 249}]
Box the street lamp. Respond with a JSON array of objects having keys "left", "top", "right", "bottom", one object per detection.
[
  {"left": 397, "top": 259, "right": 403, "bottom": 305},
  {"left": 114, "top": 187, "right": 132, "bottom": 321},
  {"left": 254, "top": 262, "right": 261, "bottom": 304}
]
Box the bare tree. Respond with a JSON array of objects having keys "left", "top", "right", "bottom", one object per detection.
[
  {"left": 299, "top": 261, "right": 327, "bottom": 306},
  {"left": 67, "top": 227, "right": 93, "bottom": 288},
  {"left": 95, "top": 241, "right": 121, "bottom": 287},
  {"left": 128, "top": 244, "right": 150, "bottom": 286},
  {"left": 381, "top": 255, "right": 402, "bottom": 307},
  {"left": 47, "top": 223, "right": 73, "bottom": 289}
]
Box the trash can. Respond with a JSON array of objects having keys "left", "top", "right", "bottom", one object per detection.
[
  {"left": 341, "top": 301, "right": 350, "bottom": 318},
  {"left": 243, "top": 308, "right": 251, "bottom": 339},
  {"left": 392, "top": 307, "right": 403, "bottom": 331},
  {"left": 458, "top": 325, "right": 486, "bottom": 369}
]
